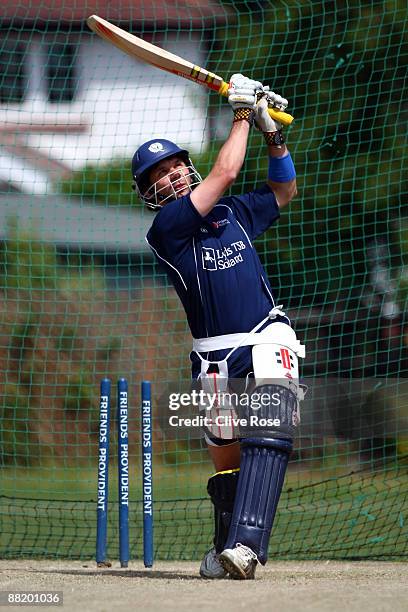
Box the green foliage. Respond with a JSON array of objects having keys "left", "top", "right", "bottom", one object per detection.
[
  {"left": 0, "top": 383, "right": 39, "bottom": 467},
  {"left": 62, "top": 373, "right": 96, "bottom": 419},
  {"left": 60, "top": 159, "right": 137, "bottom": 207},
  {"left": 56, "top": 2, "right": 407, "bottom": 380},
  {"left": 59, "top": 1, "right": 406, "bottom": 310},
  {"left": 56, "top": 326, "right": 78, "bottom": 353},
  {"left": 0, "top": 219, "right": 106, "bottom": 297},
  {"left": 0, "top": 219, "right": 58, "bottom": 294},
  {"left": 210, "top": 1, "right": 407, "bottom": 305},
  {"left": 0, "top": 220, "right": 113, "bottom": 465},
  {"left": 8, "top": 316, "right": 39, "bottom": 373}
]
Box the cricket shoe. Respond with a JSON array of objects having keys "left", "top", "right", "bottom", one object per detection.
[
  {"left": 199, "top": 547, "right": 228, "bottom": 579},
  {"left": 219, "top": 543, "right": 258, "bottom": 580}
]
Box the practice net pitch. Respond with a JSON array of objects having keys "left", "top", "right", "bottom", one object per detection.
[{"left": 0, "top": 0, "right": 407, "bottom": 561}]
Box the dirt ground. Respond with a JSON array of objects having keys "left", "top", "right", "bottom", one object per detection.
[{"left": 0, "top": 560, "right": 407, "bottom": 612}]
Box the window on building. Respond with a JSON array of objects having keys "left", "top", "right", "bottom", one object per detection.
[
  {"left": 46, "top": 43, "right": 77, "bottom": 103},
  {"left": 0, "top": 39, "right": 26, "bottom": 103}
]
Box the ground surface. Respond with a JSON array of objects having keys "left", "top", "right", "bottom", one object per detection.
[{"left": 0, "top": 560, "right": 407, "bottom": 612}]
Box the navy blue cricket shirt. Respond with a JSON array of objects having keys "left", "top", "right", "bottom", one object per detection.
[{"left": 146, "top": 184, "right": 282, "bottom": 376}]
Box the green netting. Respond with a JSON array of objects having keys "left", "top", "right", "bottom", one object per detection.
[
  {"left": 1, "top": 0, "right": 407, "bottom": 562},
  {"left": 1, "top": 462, "right": 407, "bottom": 560}
]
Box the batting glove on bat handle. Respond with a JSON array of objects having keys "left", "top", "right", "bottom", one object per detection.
[
  {"left": 220, "top": 79, "right": 294, "bottom": 126},
  {"left": 228, "top": 73, "right": 263, "bottom": 109},
  {"left": 228, "top": 73, "right": 264, "bottom": 126},
  {"left": 255, "top": 95, "right": 283, "bottom": 132},
  {"left": 263, "top": 86, "right": 289, "bottom": 112}
]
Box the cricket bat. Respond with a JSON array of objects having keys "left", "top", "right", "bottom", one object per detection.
[{"left": 87, "top": 15, "right": 294, "bottom": 126}]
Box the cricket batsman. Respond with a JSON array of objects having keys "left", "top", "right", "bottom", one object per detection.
[{"left": 132, "top": 74, "right": 305, "bottom": 579}]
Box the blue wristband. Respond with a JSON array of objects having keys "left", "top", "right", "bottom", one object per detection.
[{"left": 268, "top": 152, "right": 296, "bottom": 183}]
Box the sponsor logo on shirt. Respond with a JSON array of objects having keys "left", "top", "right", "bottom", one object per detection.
[
  {"left": 202, "top": 247, "right": 217, "bottom": 270},
  {"left": 201, "top": 241, "right": 246, "bottom": 271},
  {"left": 211, "top": 218, "right": 230, "bottom": 229}
]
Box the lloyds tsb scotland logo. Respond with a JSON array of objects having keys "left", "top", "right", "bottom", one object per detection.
[{"left": 202, "top": 247, "right": 217, "bottom": 270}]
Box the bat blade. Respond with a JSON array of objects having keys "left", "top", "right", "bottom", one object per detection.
[
  {"left": 87, "top": 15, "right": 294, "bottom": 125},
  {"left": 87, "top": 15, "right": 224, "bottom": 92}
]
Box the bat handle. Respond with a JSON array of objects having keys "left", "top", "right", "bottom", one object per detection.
[{"left": 218, "top": 80, "right": 294, "bottom": 126}]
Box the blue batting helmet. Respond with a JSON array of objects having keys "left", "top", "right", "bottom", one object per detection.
[
  {"left": 131, "top": 139, "right": 200, "bottom": 210},
  {"left": 132, "top": 139, "right": 189, "bottom": 187}
]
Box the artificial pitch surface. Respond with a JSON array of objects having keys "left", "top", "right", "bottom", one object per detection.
[{"left": 0, "top": 560, "right": 406, "bottom": 611}]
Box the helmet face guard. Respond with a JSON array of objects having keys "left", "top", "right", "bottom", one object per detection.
[
  {"left": 140, "top": 164, "right": 202, "bottom": 210},
  {"left": 131, "top": 139, "right": 202, "bottom": 210}
]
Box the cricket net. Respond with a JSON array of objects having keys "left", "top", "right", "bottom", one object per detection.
[{"left": 0, "top": 0, "right": 407, "bottom": 561}]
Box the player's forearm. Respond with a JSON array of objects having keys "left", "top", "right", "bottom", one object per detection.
[
  {"left": 253, "top": 94, "right": 297, "bottom": 207},
  {"left": 267, "top": 176, "right": 297, "bottom": 208},
  {"left": 213, "top": 120, "right": 250, "bottom": 183},
  {"left": 190, "top": 73, "right": 257, "bottom": 216},
  {"left": 190, "top": 120, "right": 250, "bottom": 216},
  {"left": 266, "top": 144, "right": 297, "bottom": 208}
]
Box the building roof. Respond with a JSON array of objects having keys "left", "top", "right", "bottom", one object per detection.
[
  {"left": 0, "top": 193, "right": 153, "bottom": 253},
  {"left": 1, "top": 0, "right": 229, "bottom": 29}
]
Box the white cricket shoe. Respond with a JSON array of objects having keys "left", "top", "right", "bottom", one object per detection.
[
  {"left": 199, "top": 547, "right": 228, "bottom": 579},
  {"left": 219, "top": 543, "right": 258, "bottom": 580}
]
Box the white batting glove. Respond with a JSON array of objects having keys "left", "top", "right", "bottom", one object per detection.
[
  {"left": 228, "top": 73, "right": 263, "bottom": 111},
  {"left": 255, "top": 91, "right": 290, "bottom": 146},
  {"left": 254, "top": 86, "right": 288, "bottom": 131},
  {"left": 254, "top": 95, "right": 283, "bottom": 132},
  {"left": 263, "top": 86, "right": 288, "bottom": 112}
]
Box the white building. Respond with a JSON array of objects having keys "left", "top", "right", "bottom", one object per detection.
[{"left": 0, "top": 1, "right": 228, "bottom": 194}]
